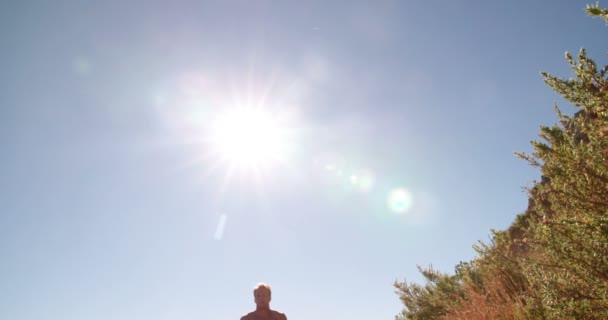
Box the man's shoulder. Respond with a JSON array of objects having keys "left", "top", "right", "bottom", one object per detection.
[
  {"left": 240, "top": 310, "right": 286, "bottom": 320},
  {"left": 271, "top": 310, "right": 287, "bottom": 320}
]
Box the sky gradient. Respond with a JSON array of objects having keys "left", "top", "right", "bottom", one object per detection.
[{"left": 1, "top": 1, "right": 607, "bottom": 319}]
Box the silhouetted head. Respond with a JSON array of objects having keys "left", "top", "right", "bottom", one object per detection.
[{"left": 253, "top": 283, "right": 272, "bottom": 308}]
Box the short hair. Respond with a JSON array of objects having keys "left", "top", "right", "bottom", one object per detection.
[{"left": 253, "top": 283, "right": 272, "bottom": 296}]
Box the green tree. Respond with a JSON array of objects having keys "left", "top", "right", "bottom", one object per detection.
[
  {"left": 395, "top": 4, "right": 608, "bottom": 319},
  {"left": 394, "top": 265, "right": 465, "bottom": 320},
  {"left": 587, "top": 2, "right": 608, "bottom": 22},
  {"left": 517, "top": 46, "right": 608, "bottom": 319}
]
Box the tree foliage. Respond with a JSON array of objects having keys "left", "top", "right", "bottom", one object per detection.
[
  {"left": 587, "top": 2, "right": 608, "bottom": 23},
  {"left": 395, "top": 5, "right": 608, "bottom": 319}
]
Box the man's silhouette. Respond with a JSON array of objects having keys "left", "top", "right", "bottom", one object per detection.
[{"left": 241, "top": 283, "right": 287, "bottom": 320}]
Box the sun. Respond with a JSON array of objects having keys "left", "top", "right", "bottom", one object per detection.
[{"left": 207, "top": 108, "right": 292, "bottom": 171}]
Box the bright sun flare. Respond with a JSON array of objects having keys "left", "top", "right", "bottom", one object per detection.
[{"left": 208, "top": 108, "right": 291, "bottom": 170}]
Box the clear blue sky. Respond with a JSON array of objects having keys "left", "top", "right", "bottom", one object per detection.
[{"left": 1, "top": 1, "right": 606, "bottom": 319}]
